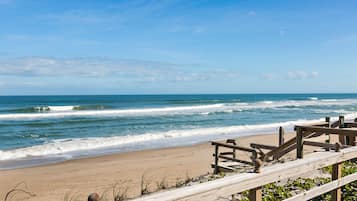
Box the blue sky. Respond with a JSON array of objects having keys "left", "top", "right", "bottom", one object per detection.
[{"left": 0, "top": 0, "right": 357, "bottom": 95}]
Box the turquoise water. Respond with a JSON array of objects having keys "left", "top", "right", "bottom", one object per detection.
[{"left": 1, "top": 94, "right": 357, "bottom": 168}]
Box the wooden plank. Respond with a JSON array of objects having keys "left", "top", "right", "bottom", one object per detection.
[
  {"left": 250, "top": 143, "right": 278, "bottom": 150},
  {"left": 284, "top": 172, "right": 357, "bottom": 201},
  {"left": 214, "top": 144, "right": 219, "bottom": 174},
  {"left": 264, "top": 137, "right": 297, "bottom": 159},
  {"left": 216, "top": 155, "right": 254, "bottom": 166},
  {"left": 133, "top": 146, "right": 357, "bottom": 201},
  {"left": 303, "top": 141, "right": 336, "bottom": 149},
  {"left": 296, "top": 128, "right": 304, "bottom": 159},
  {"left": 306, "top": 131, "right": 325, "bottom": 138},
  {"left": 344, "top": 122, "right": 357, "bottom": 128},
  {"left": 211, "top": 141, "right": 256, "bottom": 153},
  {"left": 211, "top": 163, "right": 235, "bottom": 172},
  {"left": 249, "top": 187, "right": 262, "bottom": 201},
  {"left": 219, "top": 152, "right": 234, "bottom": 156},
  {"left": 279, "top": 127, "right": 284, "bottom": 146},
  {"left": 264, "top": 130, "right": 314, "bottom": 160},
  {"left": 273, "top": 144, "right": 297, "bottom": 160},
  {"left": 331, "top": 162, "right": 342, "bottom": 201},
  {"left": 339, "top": 116, "right": 346, "bottom": 145},
  {"left": 330, "top": 120, "right": 340, "bottom": 128},
  {"left": 295, "top": 126, "right": 357, "bottom": 137}
]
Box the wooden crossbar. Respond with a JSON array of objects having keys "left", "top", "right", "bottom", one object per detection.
[
  {"left": 296, "top": 126, "right": 357, "bottom": 137},
  {"left": 250, "top": 143, "right": 277, "bottom": 150},
  {"left": 284, "top": 172, "right": 357, "bottom": 201},
  {"left": 211, "top": 141, "right": 256, "bottom": 153},
  {"left": 133, "top": 146, "right": 357, "bottom": 201}
]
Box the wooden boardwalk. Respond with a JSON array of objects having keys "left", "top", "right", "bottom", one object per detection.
[
  {"left": 133, "top": 146, "right": 357, "bottom": 201},
  {"left": 133, "top": 116, "right": 357, "bottom": 201}
]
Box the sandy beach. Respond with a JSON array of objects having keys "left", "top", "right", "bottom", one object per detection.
[{"left": 0, "top": 132, "right": 307, "bottom": 201}]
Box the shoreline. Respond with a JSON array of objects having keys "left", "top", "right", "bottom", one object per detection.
[{"left": 0, "top": 132, "right": 299, "bottom": 201}]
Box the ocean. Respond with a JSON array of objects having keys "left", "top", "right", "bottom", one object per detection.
[{"left": 1, "top": 94, "right": 357, "bottom": 169}]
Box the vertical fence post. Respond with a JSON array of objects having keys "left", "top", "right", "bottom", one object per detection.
[
  {"left": 249, "top": 186, "right": 262, "bottom": 201},
  {"left": 279, "top": 126, "right": 284, "bottom": 146},
  {"left": 296, "top": 127, "right": 304, "bottom": 159},
  {"left": 325, "top": 117, "right": 331, "bottom": 150},
  {"left": 214, "top": 143, "right": 219, "bottom": 174},
  {"left": 339, "top": 116, "right": 346, "bottom": 144},
  {"left": 325, "top": 116, "right": 331, "bottom": 127},
  {"left": 331, "top": 162, "right": 342, "bottom": 201}
]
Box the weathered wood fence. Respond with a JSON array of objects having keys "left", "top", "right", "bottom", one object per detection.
[
  {"left": 133, "top": 116, "right": 357, "bottom": 201},
  {"left": 133, "top": 146, "right": 357, "bottom": 201}
]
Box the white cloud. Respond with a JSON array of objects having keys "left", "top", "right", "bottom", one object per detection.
[
  {"left": 260, "top": 71, "right": 318, "bottom": 80},
  {"left": 261, "top": 73, "right": 276, "bottom": 80},
  {"left": 0, "top": 57, "right": 237, "bottom": 83},
  {"left": 287, "top": 71, "right": 319, "bottom": 80}
]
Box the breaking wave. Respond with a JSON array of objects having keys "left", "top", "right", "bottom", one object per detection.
[{"left": 1, "top": 99, "right": 357, "bottom": 120}]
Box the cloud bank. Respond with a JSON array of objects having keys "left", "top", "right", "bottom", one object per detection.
[{"left": 0, "top": 57, "right": 239, "bottom": 83}]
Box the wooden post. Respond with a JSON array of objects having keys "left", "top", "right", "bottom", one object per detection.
[
  {"left": 227, "top": 139, "right": 237, "bottom": 159},
  {"left": 279, "top": 126, "right": 284, "bottom": 146},
  {"left": 214, "top": 144, "right": 219, "bottom": 174},
  {"left": 249, "top": 186, "right": 262, "bottom": 201},
  {"left": 339, "top": 116, "right": 346, "bottom": 145},
  {"left": 296, "top": 127, "right": 304, "bottom": 159},
  {"left": 331, "top": 162, "right": 342, "bottom": 201},
  {"left": 325, "top": 116, "right": 331, "bottom": 127},
  {"left": 325, "top": 117, "right": 331, "bottom": 150}
]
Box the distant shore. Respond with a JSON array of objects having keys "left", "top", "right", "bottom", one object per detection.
[{"left": 0, "top": 132, "right": 301, "bottom": 201}]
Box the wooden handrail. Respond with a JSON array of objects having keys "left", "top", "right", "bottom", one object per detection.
[
  {"left": 211, "top": 141, "right": 256, "bottom": 153},
  {"left": 133, "top": 146, "right": 357, "bottom": 201},
  {"left": 296, "top": 125, "right": 357, "bottom": 137},
  {"left": 250, "top": 143, "right": 277, "bottom": 150},
  {"left": 284, "top": 172, "right": 357, "bottom": 201}
]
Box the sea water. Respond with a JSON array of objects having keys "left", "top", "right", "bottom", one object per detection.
[{"left": 1, "top": 94, "right": 357, "bottom": 169}]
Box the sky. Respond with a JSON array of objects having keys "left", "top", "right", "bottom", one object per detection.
[{"left": 1, "top": 0, "right": 357, "bottom": 95}]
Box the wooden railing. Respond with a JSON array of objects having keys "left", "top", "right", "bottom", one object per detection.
[
  {"left": 211, "top": 140, "right": 259, "bottom": 174},
  {"left": 133, "top": 146, "right": 357, "bottom": 201}
]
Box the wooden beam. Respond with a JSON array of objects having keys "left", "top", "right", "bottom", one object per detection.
[
  {"left": 248, "top": 187, "right": 262, "bottom": 201},
  {"left": 133, "top": 146, "right": 357, "bottom": 201},
  {"left": 331, "top": 120, "right": 340, "bottom": 128},
  {"left": 331, "top": 162, "right": 342, "bottom": 201},
  {"left": 296, "top": 127, "right": 304, "bottom": 159},
  {"left": 250, "top": 143, "right": 278, "bottom": 150},
  {"left": 344, "top": 122, "right": 357, "bottom": 128},
  {"left": 303, "top": 141, "right": 336, "bottom": 150},
  {"left": 214, "top": 144, "right": 219, "bottom": 174},
  {"left": 284, "top": 172, "right": 357, "bottom": 201},
  {"left": 211, "top": 141, "right": 256, "bottom": 153},
  {"left": 339, "top": 116, "right": 346, "bottom": 144},
  {"left": 273, "top": 144, "right": 297, "bottom": 160},
  {"left": 213, "top": 154, "right": 254, "bottom": 166},
  {"left": 295, "top": 126, "right": 357, "bottom": 137},
  {"left": 279, "top": 127, "right": 284, "bottom": 146}
]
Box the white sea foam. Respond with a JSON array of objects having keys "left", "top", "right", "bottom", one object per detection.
[
  {"left": 309, "top": 97, "right": 318, "bottom": 100},
  {"left": 0, "top": 118, "right": 323, "bottom": 161},
  {"left": 2, "top": 112, "right": 357, "bottom": 161},
  {"left": 1, "top": 99, "right": 357, "bottom": 120},
  {"left": 34, "top": 105, "right": 78, "bottom": 112}
]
